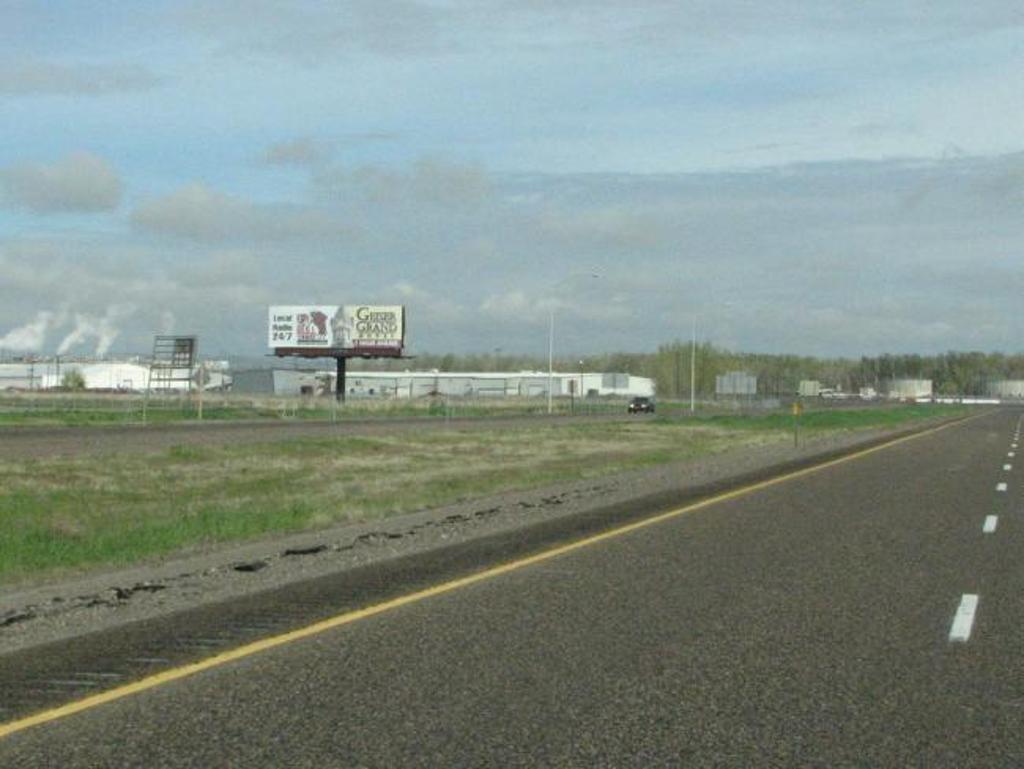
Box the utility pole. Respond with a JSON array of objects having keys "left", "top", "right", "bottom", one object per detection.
[
  {"left": 690, "top": 315, "right": 697, "bottom": 414},
  {"left": 547, "top": 309, "right": 554, "bottom": 415},
  {"left": 545, "top": 272, "right": 599, "bottom": 416},
  {"left": 674, "top": 345, "right": 681, "bottom": 399}
]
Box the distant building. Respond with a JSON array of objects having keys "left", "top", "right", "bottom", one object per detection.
[
  {"left": 987, "top": 381, "right": 1024, "bottom": 399},
  {"left": 0, "top": 361, "right": 149, "bottom": 391},
  {"left": 798, "top": 380, "right": 822, "bottom": 397},
  {"left": 885, "top": 379, "right": 932, "bottom": 400},
  {"left": 340, "top": 371, "right": 652, "bottom": 399},
  {"left": 0, "top": 362, "right": 43, "bottom": 390},
  {"left": 231, "top": 369, "right": 326, "bottom": 397},
  {"left": 715, "top": 371, "right": 757, "bottom": 397},
  {"left": 0, "top": 359, "right": 652, "bottom": 399},
  {"left": 231, "top": 369, "right": 654, "bottom": 399},
  {"left": 0, "top": 360, "right": 226, "bottom": 393}
]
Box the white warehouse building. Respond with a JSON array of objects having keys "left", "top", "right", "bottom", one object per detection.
[
  {"left": 987, "top": 381, "right": 1024, "bottom": 399},
  {"left": 341, "top": 371, "right": 652, "bottom": 399},
  {"left": 885, "top": 379, "right": 933, "bottom": 400},
  {"left": 0, "top": 361, "right": 150, "bottom": 391},
  {"left": 0, "top": 360, "right": 229, "bottom": 392},
  {"left": 232, "top": 369, "right": 654, "bottom": 399}
]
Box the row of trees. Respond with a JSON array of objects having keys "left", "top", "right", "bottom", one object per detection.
[{"left": 351, "top": 346, "right": 1024, "bottom": 398}]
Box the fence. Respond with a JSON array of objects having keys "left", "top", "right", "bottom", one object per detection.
[{"left": 0, "top": 391, "right": 630, "bottom": 426}]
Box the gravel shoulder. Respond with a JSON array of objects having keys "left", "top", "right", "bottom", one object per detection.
[{"left": 0, "top": 418, "right": 955, "bottom": 656}]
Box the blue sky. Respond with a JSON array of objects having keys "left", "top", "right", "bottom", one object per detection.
[{"left": 2, "top": 1, "right": 1024, "bottom": 358}]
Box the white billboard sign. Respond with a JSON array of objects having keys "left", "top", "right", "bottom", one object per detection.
[
  {"left": 269, "top": 305, "right": 405, "bottom": 354},
  {"left": 268, "top": 306, "right": 339, "bottom": 349},
  {"left": 333, "top": 305, "right": 405, "bottom": 353}
]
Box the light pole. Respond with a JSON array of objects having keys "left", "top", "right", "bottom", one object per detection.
[
  {"left": 547, "top": 308, "right": 555, "bottom": 414},
  {"left": 547, "top": 273, "right": 600, "bottom": 415},
  {"left": 690, "top": 314, "right": 697, "bottom": 414}
]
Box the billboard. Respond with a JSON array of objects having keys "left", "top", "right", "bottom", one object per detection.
[
  {"left": 333, "top": 305, "right": 404, "bottom": 354},
  {"left": 268, "top": 306, "right": 339, "bottom": 350},
  {"left": 269, "top": 305, "right": 405, "bottom": 355}
]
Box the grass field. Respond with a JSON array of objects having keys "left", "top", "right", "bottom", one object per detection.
[
  {"left": 0, "top": 404, "right": 966, "bottom": 584},
  {"left": 0, "top": 392, "right": 623, "bottom": 427}
]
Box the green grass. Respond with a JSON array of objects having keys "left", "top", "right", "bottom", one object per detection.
[
  {"left": 679, "top": 404, "right": 966, "bottom": 431},
  {"left": 0, "top": 404, "right": 965, "bottom": 584},
  {"left": 0, "top": 393, "right": 623, "bottom": 427}
]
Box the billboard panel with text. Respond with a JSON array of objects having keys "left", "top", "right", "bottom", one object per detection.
[
  {"left": 332, "top": 305, "right": 405, "bottom": 354},
  {"left": 269, "top": 305, "right": 405, "bottom": 356}
]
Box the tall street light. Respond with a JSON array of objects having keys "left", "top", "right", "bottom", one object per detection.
[
  {"left": 547, "top": 308, "right": 555, "bottom": 414},
  {"left": 690, "top": 314, "right": 697, "bottom": 414},
  {"left": 548, "top": 273, "right": 600, "bottom": 415}
]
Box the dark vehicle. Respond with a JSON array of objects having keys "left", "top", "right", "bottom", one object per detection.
[{"left": 628, "top": 396, "right": 655, "bottom": 414}]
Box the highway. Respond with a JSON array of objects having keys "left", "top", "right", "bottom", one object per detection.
[{"left": 1, "top": 408, "right": 1021, "bottom": 766}]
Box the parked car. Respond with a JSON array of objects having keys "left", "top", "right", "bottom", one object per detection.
[{"left": 628, "top": 396, "right": 655, "bottom": 414}]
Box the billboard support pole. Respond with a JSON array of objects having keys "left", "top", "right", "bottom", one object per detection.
[{"left": 336, "top": 355, "right": 346, "bottom": 403}]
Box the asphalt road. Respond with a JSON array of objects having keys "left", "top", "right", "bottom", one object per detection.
[{"left": 1, "top": 408, "right": 1021, "bottom": 766}]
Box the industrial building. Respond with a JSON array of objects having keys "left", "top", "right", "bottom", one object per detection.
[
  {"left": 798, "top": 380, "right": 822, "bottom": 397},
  {"left": 231, "top": 369, "right": 325, "bottom": 397},
  {"left": 0, "top": 361, "right": 150, "bottom": 391},
  {"left": 0, "top": 358, "right": 650, "bottom": 399},
  {"left": 987, "top": 381, "right": 1024, "bottom": 399},
  {"left": 884, "top": 379, "right": 933, "bottom": 400},
  {"left": 231, "top": 369, "right": 654, "bottom": 399},
  {"left": 0, "top": 360, "right": 229, "bottom": 392}
]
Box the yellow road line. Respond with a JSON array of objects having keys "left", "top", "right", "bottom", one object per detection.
[{"left": 0, "top": 414, "right": 983, "bottom": 740}]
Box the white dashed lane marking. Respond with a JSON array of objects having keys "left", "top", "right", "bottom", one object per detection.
[
  {"left": 1004, "top": 464, "right": 1013, "bottom": 471},
  {"left": 949, "top": 594, "right": 979, "bottom": 643},
  {"left": 984, "top": 515, "right": 998, "bottom": 533},
  {"left": 997, "top": 482, "right": 1008, "bottom": 492}
]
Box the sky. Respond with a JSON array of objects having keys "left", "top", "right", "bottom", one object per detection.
[{"left": 1, "top": 1, "right": 1023, "bottom": 359}]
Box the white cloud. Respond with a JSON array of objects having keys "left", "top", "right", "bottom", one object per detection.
[
  {"left": 0, "top": 61, "right": 162, "bottom": 96},
  {"left": 177, "top": 0, "right": 451, "bottom": 59},
  {"left": 132, "top": 183, "right": 354, "bottom": 243},
  {"left": 174, "top": 1, "right": 1024, "bottom": 63},
  {"left": 480, "top": 290, "right": 532, "bottom": 319},
  {"left": 159, "top": 310, "right": 177, "bottom": 335},
  {"left": 479, "top": 287, "right": 628, "bottom": 327},
  {"left": 392, "top": 281, "right": 466, "bottom": 323},
  {"left": 5, "top": 152, "right": 1024, "bottom": 356},
  {"left": 315, "top": 159, "right": 492, "bottom": 206},
  {"left": 261, "top": 137, "right": 332, "bottom": 167},
  {"left": 1, "top": 152, "right": 122, "bottom": 213},
  {"left": 538, "top": 206, "right": 666, "bottom": 251}
]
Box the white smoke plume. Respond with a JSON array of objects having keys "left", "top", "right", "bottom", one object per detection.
[
  {"left": 96, "top": 305, "right": 135, "bottom": 356},
  {"left": 159, "top": 310, "right": 176, "bottom": 334},
  {"left": 55, "top": 317, "right": 88, "bottom": 356},
  {"left": 55, "top": 305, "right": 136, "bottom": 356},
  {"left": 0, "top": 311, "right": 57, "bottom": 352}
]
